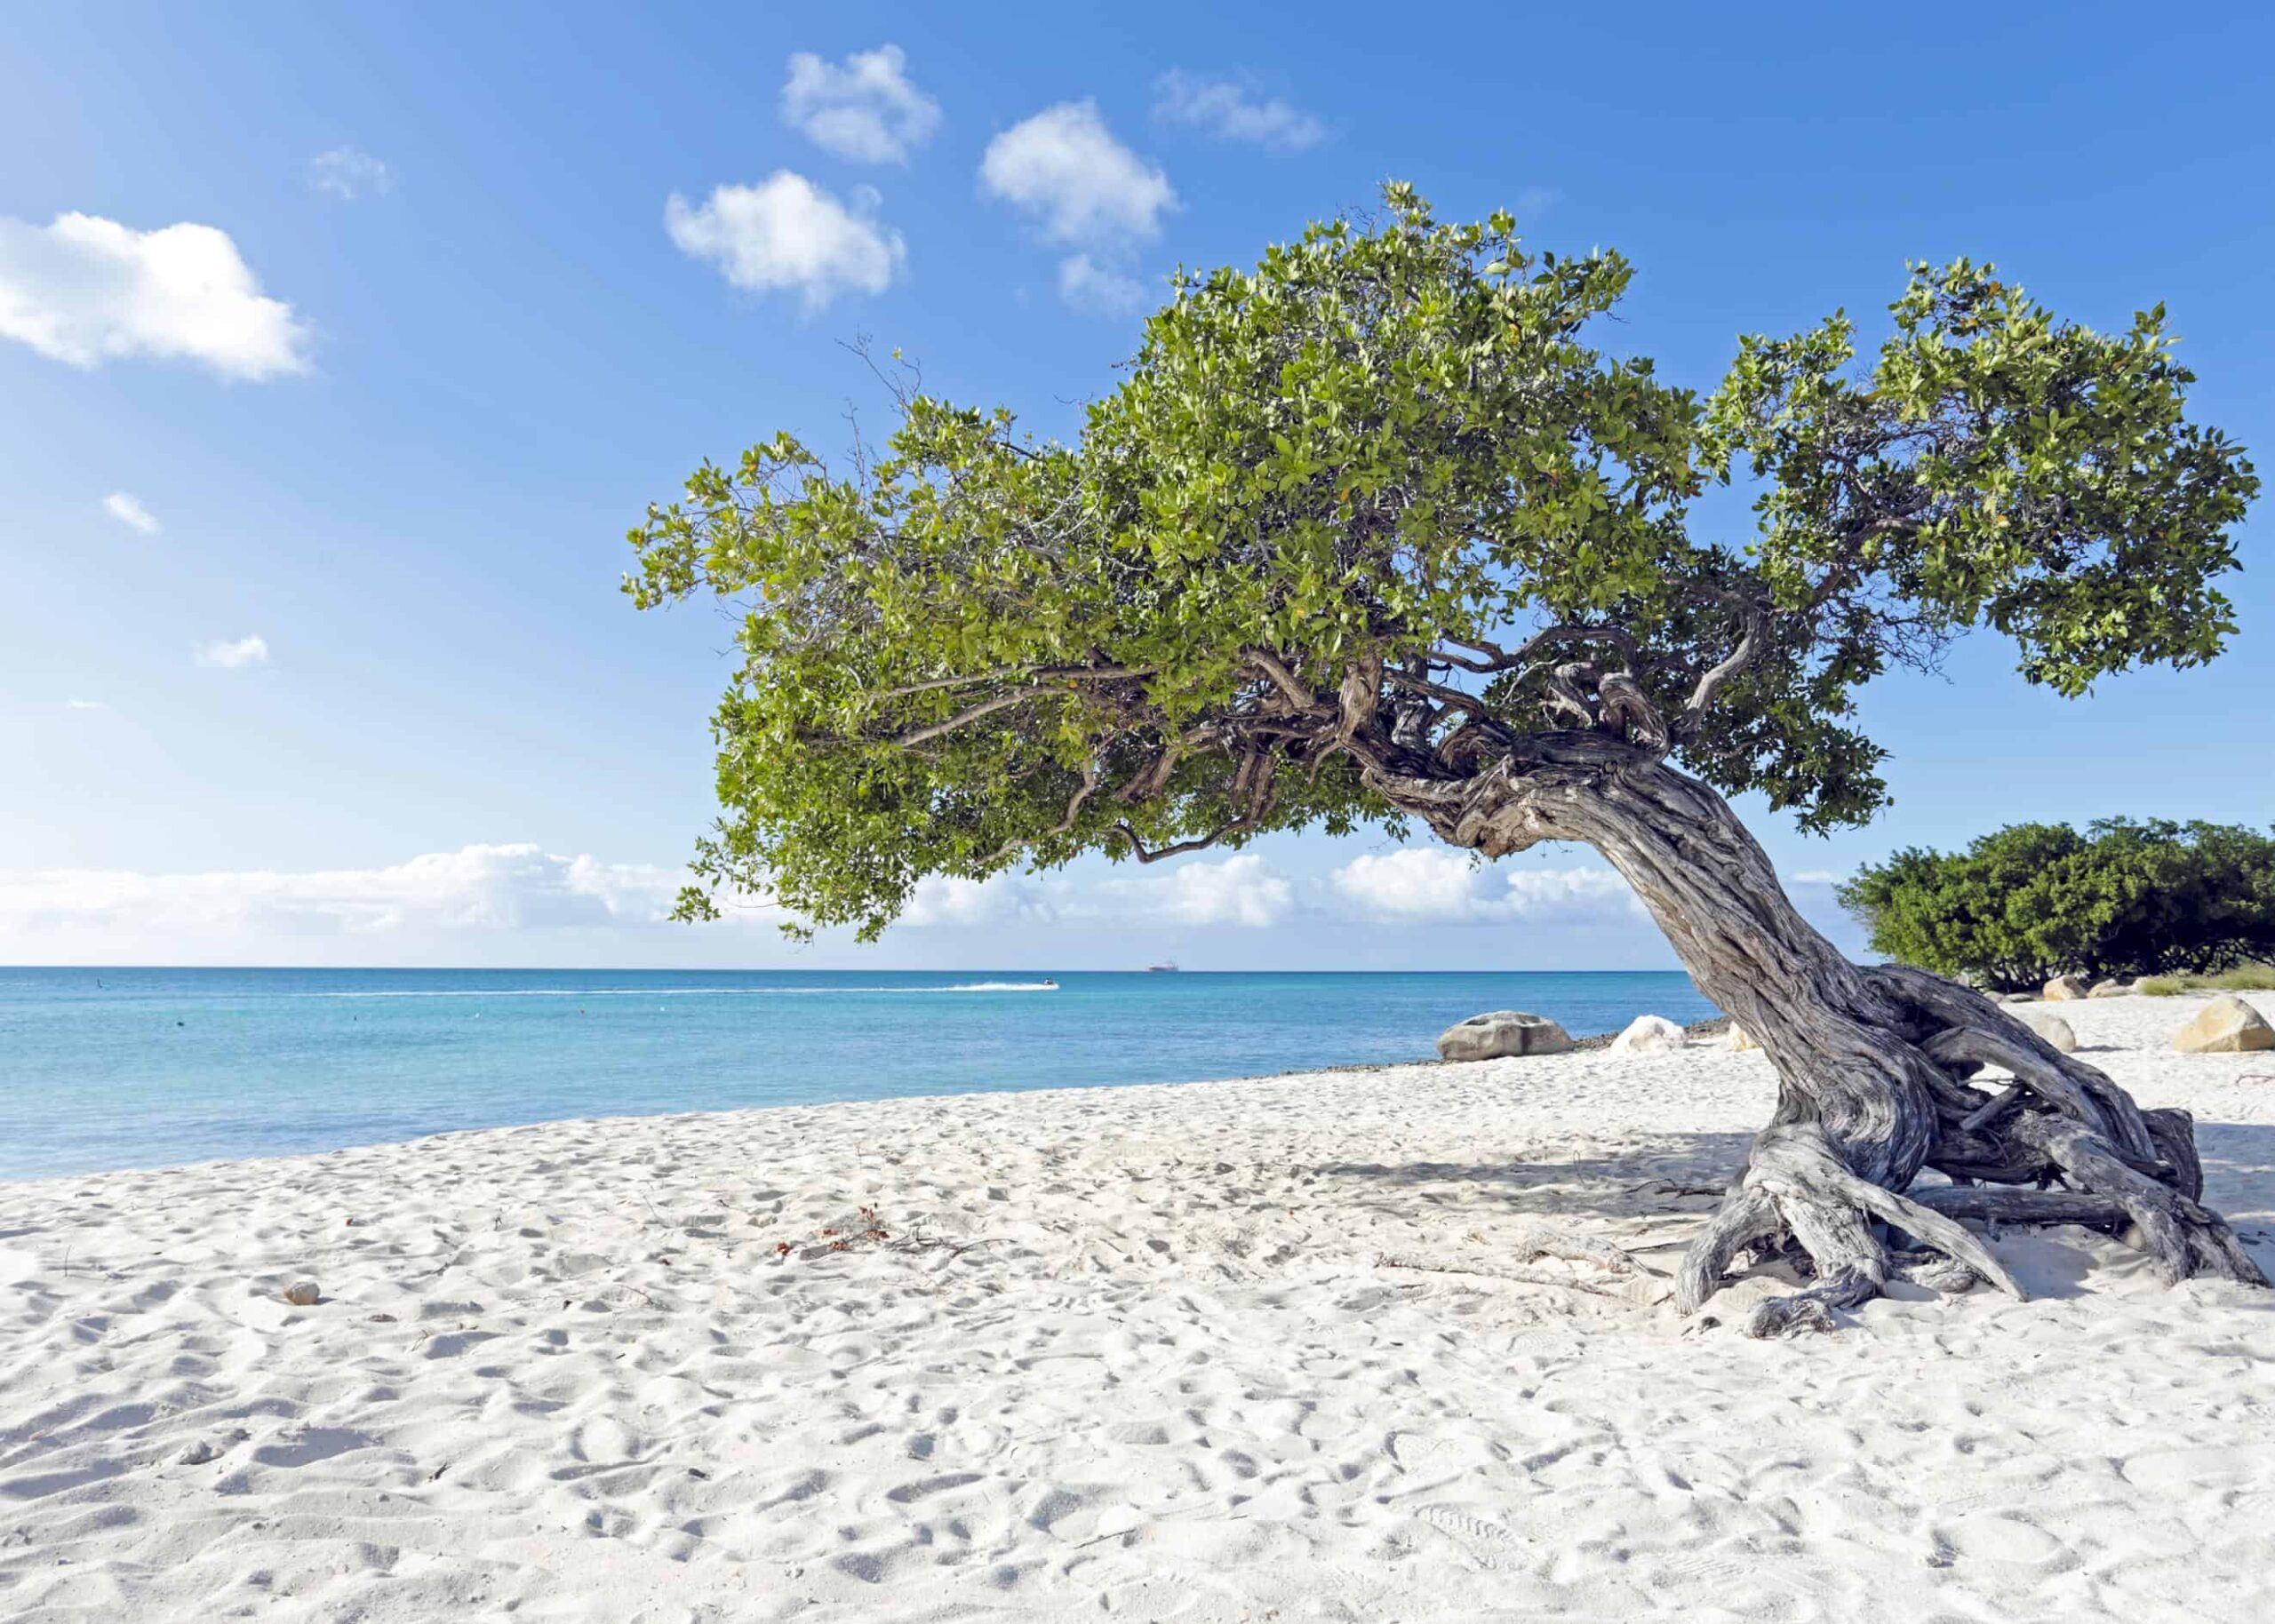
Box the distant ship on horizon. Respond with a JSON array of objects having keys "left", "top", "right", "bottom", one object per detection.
[{"left": 1145, "top": 961, "right": 1180, "bottom": 973}]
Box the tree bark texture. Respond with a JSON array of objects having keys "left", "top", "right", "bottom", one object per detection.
[{"left": 1367, "top": 740, "right": 2266, "bottom": 1336}]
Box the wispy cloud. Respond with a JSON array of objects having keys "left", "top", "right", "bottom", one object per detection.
[
  {"left": 1099, "top": 854, "right": 1296, "bottom": 927},
  {"left": 903, "top": 850, "right": 1634, "bottom": 933},
  {"left": 0, "top": 838, "right": 1664, "bottom": 964},
  {"left": 900, "top": 872, "right": 1072, "bottom": 928},
  {"left": 195, "top": 634, "right": 270, "bottom": 670},
  {"left": 0, "top": 844, "right": 706, "bottom": 940},
  {"left": 0, "top": 212, "right": 311, "bottom": 379},
  {"left": 981, "top": 101, "right": 1174, "bottom": 316},
  {"left": 781, "top": 44, "right": 941, "bottom": 163},
  {"left": 666, "top": 172, "right": 905, "bottom": 310},
  {"left": 307, "top": 147, "right": 392, "bottom": 201},
  {"left": 1057, "top": 253, "right": 1147, "bottom": 315},
  {"left": 1513, "top": 185, "right": 1562, "bottom": 220},
  {"left": 904, "top": 854, "right": 1295, "bottom": 930},
  {"left": 1328, "top": 848, "right": 1642, "bottom": 926},
  {"left": 101, "top": 491, "right": 159, "bottom": 534},
  {"left": 64, "top": 698, "right": 108, "bottom": 712},
  {"left": 1151, "top": 71, "right": 1325, "bottom": 152}
]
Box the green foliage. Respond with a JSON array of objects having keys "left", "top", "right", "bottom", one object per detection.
[
  {"left": 1840, "top": 820, "right": 2275, "bottom": 990},
  {"left": 1709, "top": 260, "right": 2253, "bottom": 700},
  {"left": 630, "top": 186, "right": 2257, "bottom": 938}
]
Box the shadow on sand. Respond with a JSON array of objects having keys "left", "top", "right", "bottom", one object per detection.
[{"left": 1313, "top": 1119, "right": 2275, "bottom": 1305}]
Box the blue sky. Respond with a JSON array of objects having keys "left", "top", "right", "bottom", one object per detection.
[{"left": 2, "top": 1, "right": 2268, "bottom": 968}]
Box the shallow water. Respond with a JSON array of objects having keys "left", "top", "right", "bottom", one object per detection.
[{"left": 0, "top": 967, "right": 1716, "bottom": 1178}]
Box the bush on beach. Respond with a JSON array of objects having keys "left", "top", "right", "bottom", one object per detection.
[
  {"left": 2135, "top": 964, "right": 2275, "bottom": 997},
  {"left": 1839, "top": 819, "right": 2275, "bottom": 992}
]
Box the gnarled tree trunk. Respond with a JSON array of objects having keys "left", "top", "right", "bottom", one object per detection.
[{"left": 1370, "top": 738, "right": 2266, "bottom": 1336}]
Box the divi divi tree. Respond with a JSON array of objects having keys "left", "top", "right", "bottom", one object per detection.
[{"left": 629, "top": 188, "right": 2263, "bottom": 1335}]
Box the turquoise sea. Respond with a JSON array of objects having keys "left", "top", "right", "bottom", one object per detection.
[{"left": 0, "top": 967, "right": 1716, "bottom": 1181}]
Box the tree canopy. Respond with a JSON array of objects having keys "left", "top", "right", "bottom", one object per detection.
[
  {"left": 1840, "top": 818, "right": 2275, "bottom": 991},
  {"left": 628, "top": 186, "right": 2256, "bottom": 938}
]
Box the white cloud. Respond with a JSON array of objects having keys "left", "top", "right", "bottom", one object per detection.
[
  {"left": 1788, "top": 870, "right": 1842, "bottom": 887},
  {"left": 1329, "top": 848, "right": 1641, "bottom": 926},
  {"left": 0, "top": 838, "right": 1665, "bottom": 963},
  {"left": 101, "top": 491, "right": 159, "bottom": 534},
  {"left": 901, "top": 856, "right": 1292, "bottom": 929},
  {"left": 781, "top": 44, "right": 941, "bottom": 163},
  {"left": 902, "top": 872, "right": 1072, "bottom": 927},
  {"left": 980, "top": 101, "right": 1176, "bottom": 249},
  {"left": 1100, "top": 853, "right": 1294, "bottom": 927},
  {"left": 0, "top": 212, "right": 311, "bottom": 379},
  {"left": 908, "top": 850, "right": 1636, "bottom": 934},
  {"left": 308, "top": 147, "right": 392, "bottom": 201},
  {"left": 195, "top": 634, "right": 270, "bottom": 670},
  {"left": 64, "top": 698, "right": 108, "bottom": 711},
  {"left": 1057, "top": 252, "right": 1147, "bottom": 316},
  {"left": 1151, "top": 71, "right": 1325, "bottom": 152},
  {"left": 666, "top": 173, "right": 905, "bottom": 309},
  {"left": 0, "top": 844, "right": 700, "bottom": 942}
]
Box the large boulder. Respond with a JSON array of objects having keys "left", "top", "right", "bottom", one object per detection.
[
  {"left": 2172, "top": 995, "right": 2275, "bottom": 1055},
  {"left": 2088, "top": 978, "right": 2135, "bottom": 999},
  {"left": 1436, "top": 1010, "right": 1575, "bottom": 1062},
  {"left": 2043, "top": 974, "right": 2089, "bottom": 1001},
  {"left": 1609, "top": 1015, "right": 1688, "bottom": 1055},
  {"left": 2018, "top": 1011, "right": 2078, "bottom": 1054}
]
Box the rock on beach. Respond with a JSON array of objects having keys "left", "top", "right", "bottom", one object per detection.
[{"left": 1435, "top": 1011, "right": 1575, "bottom": 1061}]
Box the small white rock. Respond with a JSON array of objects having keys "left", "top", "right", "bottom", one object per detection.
[
  {"left": 1610, "top": 1015, "right": 1689, "bottom": 1055},
  {"left": 279, "top": 1280, "right": 321, "bottom": 1307},
  {"left": 1724, "top": 1023, "right": 1760, "bottom": 1054},
  {"left": 177, "top": 1439, "right": 218, "bottom": 1465}
]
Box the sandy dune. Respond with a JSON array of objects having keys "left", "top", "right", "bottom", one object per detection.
[{"left": 3, "top": 991, "right": 2272, "bottom": 1621}]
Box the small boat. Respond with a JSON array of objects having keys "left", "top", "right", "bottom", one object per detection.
[{"left": 1145, "top": 961, "right": 1180, "bottom": 973}]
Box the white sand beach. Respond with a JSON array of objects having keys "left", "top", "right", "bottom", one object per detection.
[{"left": 4, "top": 991, "right": 2272, "bottom": 1622}]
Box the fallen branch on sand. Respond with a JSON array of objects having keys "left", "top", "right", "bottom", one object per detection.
[
  {"left": 1505, "top": 1224, "right": 1641, "bottom": 1275},
  {"left": 1379, "top": 1226, "right": 1665, "bottom": 1303}
]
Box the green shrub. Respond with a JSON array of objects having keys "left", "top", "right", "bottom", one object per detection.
[
  {"left": 2135, "top": 964, "right": 2275, "bottom": 996},
  {"left": 1839, "top": 819, "right": 2275, "bottom": 991}
]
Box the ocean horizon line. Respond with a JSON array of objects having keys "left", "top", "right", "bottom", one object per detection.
[{"left": 3, "top": 963, "right": 1696, "bottom": 975}]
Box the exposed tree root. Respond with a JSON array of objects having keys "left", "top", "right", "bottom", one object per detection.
[
  {"left": 1677, "top": 963, "right": 2265, "bottom": 1333},
  {"left": 1676, "top": 1119, "right": 2026, "bottom": 1337},
  {"left": 1374, "top": 744, "right": 2266, "bottom": 1335}
]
